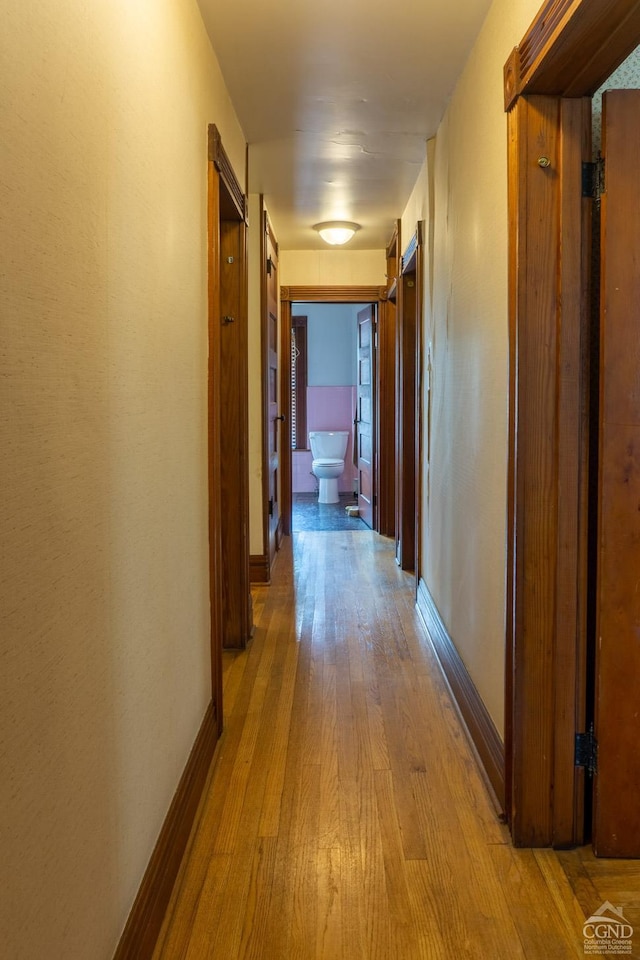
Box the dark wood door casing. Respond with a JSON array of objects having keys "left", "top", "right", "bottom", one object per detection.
[
  {"left": 378, "top": 224, "right": 400, "bottom": 539},
  {"left": 262, "top": 205, "right": 280, "bottom": 572},
  {"left": 356, "top": 306, "right": 375, "bottom": 529},
  {"left": 506, "top": 95, "right": 591, "bottom": 847},
  {"left": 206, "top": 141, "right": 224, "bottom": 735},
  {"left": 504, "top": 0, "right": 640, "bottom": 848},
  {"left": 209, "top": 125, "right": 252, "bottom": 652},
  {"left": 592, "top": 89, "right": 640, "bottom": 858},
  {"left": 395, "top": 225, "right": 423, "bottom": 579}
]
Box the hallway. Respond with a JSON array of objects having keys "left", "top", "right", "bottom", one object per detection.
[{"left": 152, "top": 532, "right": 640, "bottom": 959}]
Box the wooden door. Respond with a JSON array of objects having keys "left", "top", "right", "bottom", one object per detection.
[
  {"left": 220, "top": 216, "right": 252, "bottom": 649},
  {"left": 357, "top": 305, "right": 375, "bottom": 528},
  {"left": 396, "top": 269, "right": 416, "bottom": 571},
  {"left": 265, "top": 215, "right": 280, "bottom": 564},
  {"left": 593, "top": 89, "right": 640, "bottom": 858}
]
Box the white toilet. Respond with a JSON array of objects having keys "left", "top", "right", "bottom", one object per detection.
[{"left": 309, "top": 430, "right": 349, "bottom": 504}]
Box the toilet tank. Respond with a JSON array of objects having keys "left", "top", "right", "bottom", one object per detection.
[{"left": 309, "top": 430, "right": 349, "bottom": 459}]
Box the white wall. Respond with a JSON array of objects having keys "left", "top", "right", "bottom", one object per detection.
[
  {"left": 407, "top": 0, "right": 545, "bottom": 738},
  {"left": 280, "top": 249, "right": 386, "bottom": 286},
  {"left": 0, "top": 1, "right": 245, "bottom": 956}
]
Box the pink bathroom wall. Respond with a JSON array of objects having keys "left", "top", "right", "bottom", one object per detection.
[
  {"left": 292, "top": 386, "right": 357, "bottom": 494},
  {"left": 292, "top": 450, "right": 315, "bottom": 492}
]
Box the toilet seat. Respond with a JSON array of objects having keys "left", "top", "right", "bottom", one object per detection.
[{"left": 312, "top": 457, "right": 343, "bottom": 467}]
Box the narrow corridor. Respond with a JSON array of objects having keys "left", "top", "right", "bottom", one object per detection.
[{"left": 153, "top": 532, "right": 640, "bottom": 959}]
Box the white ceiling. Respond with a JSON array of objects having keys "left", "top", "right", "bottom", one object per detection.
[{"left": 197, "top": 0, "right": 493, "bottom": 250}]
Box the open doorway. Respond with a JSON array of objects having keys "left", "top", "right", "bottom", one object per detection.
[
  {"left": 290, "top": 302, "right": 372, "bottom": 533},
  {"left": 279, "top": 284, "right": 389, "bottom": 540}
]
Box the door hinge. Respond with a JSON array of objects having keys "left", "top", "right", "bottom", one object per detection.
[
  {"left": 266, "top": 256, "right": 274, "bottom": 276},
  {"left": 575, "top": 723, "right": 598, "bottom": 776},
  {"left": 582, "top": 157, "right": 605, "bottom": 200}
]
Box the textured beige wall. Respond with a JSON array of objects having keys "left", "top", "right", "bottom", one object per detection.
[
  {"left": 280, "top": 249, "right": 386, "bottom": 286},
  {"left": 408, "top": 0, "right": 544, "bottom": 738},
  {"left": 0, "top": 1, "right": 245, "bottom": 957}
]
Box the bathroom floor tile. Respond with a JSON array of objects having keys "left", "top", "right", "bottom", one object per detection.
[{"left": 291, "top": 493, "right": 368, "bottom": 532}]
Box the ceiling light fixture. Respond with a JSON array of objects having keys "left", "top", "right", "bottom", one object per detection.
[{"left": 313, "top": 221, "right": 360, "bottom": 246}]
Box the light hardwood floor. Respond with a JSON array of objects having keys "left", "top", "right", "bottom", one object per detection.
[{"left": 153, "top": 531, "right": 640, "bottom": 959}]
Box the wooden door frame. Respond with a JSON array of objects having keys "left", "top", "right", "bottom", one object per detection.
[
  {"left": 208, "top": 125, "right": 252, "bottom": 657},
  {"left": 378, "top": 223, "right": 401, "bottom": 538},
  {"left": 279, "top": 286, "right": 387, "bottom": 537},
  {"left": 504, "top": 0, "right": 640, "bottom": 846},
  {"left": 256, "top": 200, "right": 280, "bottom": 582},
  {"left": 396, "top": 225, "right": 423, "bottom": 584},
  {"left": 356, "top": 305, "right": 377, "bottom": 528}
]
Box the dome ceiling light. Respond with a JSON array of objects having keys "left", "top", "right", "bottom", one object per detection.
[{"left": 313, "top": 221, "right": 360, "bottom": 245}]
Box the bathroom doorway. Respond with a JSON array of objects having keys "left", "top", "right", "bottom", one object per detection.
[
  {"left": 279, "top": 284, "right": 389, "bottom": 537},
  {"left": 290, "top": 301, "right": 368, "bottom": 532}
]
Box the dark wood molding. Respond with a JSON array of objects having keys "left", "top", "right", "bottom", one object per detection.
[
  {"left": 552, "top": 97, "right": 591, "bottom": 848},
  {"left": 280, "top": 285, "right": 386, "bottom": 303},
  {"left": 377, "top": 224, "right": 400, "bottom": 539},
  {"left": 504, "top": 0, "right": 640, "bottom": 109},
  {"left": 416, "top": 580, "right": 506, "bottom": 817},
  {"left": 291, "top": 315, "right": 308, "bottom": 451},
  {"left": 260, "top": 198, "right": 270, "bottom": 576},
  {"left": 506, "top": 93, "right": 592, "bottom": 846},
  {"left": 508, "top": 95, "right": 562, "bottom": 846},
  {"left": 395, "top": 224, "right": 423, "bottom": 580},
  {"left": 208, "top": 124, "right": 246, "bottom": 222},
  {"left": 401, "top": 222, "right": 422, "bottom": 274},
  {"left": 207, "top": 139, "right": 224, "bottom": 734},
  {"left": 504, "top": 0, "right": 640, "bottom": 852},
  {"left": 279, "top": 298, "right": 293, "bottom": 538},
  {"left": 250, "top": 554, "right": 270, "bottom": 584},
  {"left": 113, "top": 702, "right": 218, "bottom": 960}
]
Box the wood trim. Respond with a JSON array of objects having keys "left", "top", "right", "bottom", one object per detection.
[
  {"left": 508, "top": 95, "right": 562, "bottom": 846},
  {"left": 413, "top": 223, "right": 424, "bottom": 594},
  {"left": 291, "top": 316, "right": 308, "bottom": 450},
  {"left": 505, "top": 0, "right": 640, "bottom": 108},
  {"left": 207, "top": 136, "right": 224, "bottom": 734},
  {"left": 401, "top": 226, "right": 421, "bottom": 274},
  {"left": 281, "top": 285, "right": 386, "bottom": 303},
  {"left": 395, "top": 225, "right": 423, "bottom": 577},
  {"left": 377, "top": 298, "right": 397, "bottom": 538},
  {"left": 553, "top": 97, "right": 591, "bottom": 848},
  {"left": 219, "top": 215, "right": 252, "bottom": 649},
  {"left": 385, "top": 223, "right": 399, "bottom": 262},
  {"left": 506, "top": 94, "right": 591, "bottom": 847},
  {"left": 505, "top": 0, "right": 640, "bottom": 852},
  {"left": 250, "top": 554, "right": 270, "bottom": 584},
  {"left": 208, "top": 125, "right": 246, "bottom": 222},
  {"left": 260, "top": 199, "right": 270, "bottom": 575},
  {"left": 377, "top": 223, "right": 401, "bottom": 539},
  {"left": 209, "top": 125, "right": 251, "bottom": 651},
  {"left": 416, "top": 580, "right": 506, "bottom": 816},
  {"left": 113, "top": 702, "right": 218, "bottom": 960},
  {"left": 279, "top": 298, "right": 293, "bottom": 538}
]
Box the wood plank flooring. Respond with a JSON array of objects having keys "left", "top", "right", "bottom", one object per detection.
[{"left": 153, "top": 531, "right": 640, "bottom": 959}]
